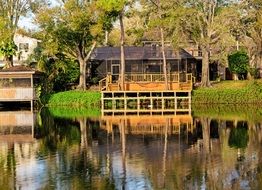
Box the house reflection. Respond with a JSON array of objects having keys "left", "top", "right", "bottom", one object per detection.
[
  {"left": 0, "top": 110, "right": 37, "bottom": 190},
  {"left": 0, "top": 110, "right": 35, "bottom": 143}
]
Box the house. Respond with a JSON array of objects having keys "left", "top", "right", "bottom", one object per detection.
[
  {"left": 0, "top": 34, "right": 40, "bottom": 68},
  {"left": 92, "top": 45, "right": 196, "bottom": 81},
  {"left": 91, "top": 44, "right": 196, "bottom": 112},
  {"left": 184, "top": 42, "right": 235, "bottom": 81}
]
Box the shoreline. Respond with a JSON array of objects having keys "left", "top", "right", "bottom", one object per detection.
[{"left": 45, "top": 80, "right": 262, "bottom": 107}]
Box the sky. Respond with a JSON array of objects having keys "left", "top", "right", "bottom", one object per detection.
[{"left": 19, "top": 16, "right": 37, "bottom": 30}]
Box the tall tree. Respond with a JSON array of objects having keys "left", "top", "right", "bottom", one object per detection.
[
  {"left": 240, "top": 0, "right": 262, "bottom": 79},
  {"left": 99, "top": 0, "right": 129, "bottom": 90},
  {"left": 149, "top": 0, "right": 168, "bottom": 90},
  {"left": 0, "top": 0, "right": 43, "bottom": 67},
  {"left": 35, "top": 0, "right": 116, "bottom": 90},
  {"left": 161, "top": 0, "right": 238, "bottom": 86}
]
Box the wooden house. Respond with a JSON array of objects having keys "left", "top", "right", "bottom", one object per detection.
[
  {"left": 91, "top": 45, "right": 196, "bottom": 112},
  {"left": 0, "top": 66, "right": 42, "bottom": 108},
  {"left": 93, "top": 46, "right": 196, "bottom": 80},
  {"left": 92, "top": 45, "right": 196, "bottom": 92}
]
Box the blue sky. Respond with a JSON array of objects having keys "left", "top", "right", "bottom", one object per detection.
[{"left": 19, "top": 16, "right": 37, "bottom": 30}]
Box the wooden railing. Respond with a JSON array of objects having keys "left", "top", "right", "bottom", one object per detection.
[
  {"left": 99, "top": 73, "right": 194, "bottom": 91},
  {"left": 125, "top": 73, "right": 193, "bottom": 83},
  {"left": 99, "top": 75, "right": 112, "bottom": 91},
  {"left": 0, "top": 87, "right": 36, "bottom": 100}
]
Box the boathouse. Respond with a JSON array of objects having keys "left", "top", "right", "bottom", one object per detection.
[
  {"left": 92, "top": 45, "right": 196, "bottom": 113},
  {"left": 0, "top": 66, "right": 42, "bottom": 108}
]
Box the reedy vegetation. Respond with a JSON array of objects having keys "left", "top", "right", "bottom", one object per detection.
[
  {"left": 192, "top": 80, "right": 262, "bottom": 104},
  {"left": 46, "top": 90, "right": 101, "bottom": 107}
]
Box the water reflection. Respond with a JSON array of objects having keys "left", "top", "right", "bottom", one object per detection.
[{"left": 0, "top": 107, "right": 262, "bottom": 189}]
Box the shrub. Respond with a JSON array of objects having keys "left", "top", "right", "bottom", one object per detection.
[{"left": 228, "top": 51, "right": 249, "bottom": 78}]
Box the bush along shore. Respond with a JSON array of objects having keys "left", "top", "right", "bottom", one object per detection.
[
  {"left": 192, "top": 80, "right": 262, "bottom": 104},
  {"left": 45, "top": 90, "right": 101, "bottom": 108}
]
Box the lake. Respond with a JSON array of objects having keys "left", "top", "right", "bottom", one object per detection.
[{"left": 0, "top": 105, "right": 262, "bottom": 190}]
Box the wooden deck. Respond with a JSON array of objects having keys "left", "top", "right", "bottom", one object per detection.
[{"left": 99, "top": 73, "right": 194, "bottom": 91}]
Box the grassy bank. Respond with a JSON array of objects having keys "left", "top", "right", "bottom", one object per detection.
[
  {"left": 45, "top": 90, "right": 101, "bottom": 107},
  {"left": 44, "top": 80, "right": 262, "bottom": 108},
  {"left": 192, "top": 80, "right": 262, "bottom": 104}
]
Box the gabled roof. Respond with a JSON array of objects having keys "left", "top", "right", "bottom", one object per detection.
[
  {"left": 0, "top": 66, "right": 42, "bottom": 77},
  {"left": 91, "top": 46, "right": 195, "bottom": 61},
  {"left": 0, "top": 66, "right": 35, "bottom": 72}
]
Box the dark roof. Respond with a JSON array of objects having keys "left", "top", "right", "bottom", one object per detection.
[
  {"left": 0, "top": 66, "right": 35, "bottom": 72},
  {"left": 0, "top": 66, "right": 43, "bottom": 77},
  {"left": 91, "top": 46, "right": 195, "bottom": 61}
]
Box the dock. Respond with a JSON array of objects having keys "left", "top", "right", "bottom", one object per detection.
[{"left": 100, "top": 73, "right": 193, "bottom": 114}]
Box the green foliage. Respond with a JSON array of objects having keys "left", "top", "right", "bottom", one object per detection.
[
  {"left": 228, "top": 51, "right": 249, "bottom": 75},
  {"left": 248, "top": 67, "right": 260, "bottom": 78},
  {"left": 46, "top": 90, "right": 101, "bottom": 108},
  {"left": 97, "top": 0, "right": 127, "bottom": 12},
  {"left": 192, "top": 80, "right": 262, "bottom": 104},
  {"left": 228, "top": 123, "right": 249, "bottom": 149},
  {"left": 0, "top": 41, "right": 17, "bottom": 57},
  {"left": 31, "top": 46, "right": 80, "bottom": 93},
  {"left": 35, "top": 0, "right": 120, "bottom": 89}
]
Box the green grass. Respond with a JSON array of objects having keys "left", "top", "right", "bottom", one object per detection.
[
  {"left": 46, "top": 90, "right": 101, "bottom": 108},
  {"left": 192, "top": 80, "right": 262, "bottom": 104}
]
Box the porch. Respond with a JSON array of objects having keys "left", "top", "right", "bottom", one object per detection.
[
  {"left": 99, "top": 73, "right": 194, "bottom": 91},
  {"left": 0, "top": 66, "right": 41, "bottom": 108}
]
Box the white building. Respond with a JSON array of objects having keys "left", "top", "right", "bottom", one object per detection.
[{"left": 0, "top": 34, "right": 40, "bottom": 67}]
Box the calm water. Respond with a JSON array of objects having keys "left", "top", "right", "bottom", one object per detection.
[{"left": 1, "top": 106, "right": 262, "bottom": 190}]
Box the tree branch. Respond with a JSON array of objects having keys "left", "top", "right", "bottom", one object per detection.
[{"left": 84, "top": 41, "right": 96, "bottom": 62}]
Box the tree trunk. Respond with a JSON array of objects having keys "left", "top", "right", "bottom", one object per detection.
[
  {"left": 78, "top": 58, "right": 86, "bottom": 90},
  {"left": 4, "top": 55, "right": 13, "bottom": 68},
  {"left": 247, "top": 52, "right": 256, "bottom": 80},
  {"left": 233, "top": 73, "right": 239, "bottom": 80},
  {"left": 201, "top": 48, "right": 210, "bottom": 87},
  {"left": 119, "top": 10, "right": 125, "bottom": 91},
  {"left": 79, "top": 117, "right": 87, "bottom": 148},
  {"left": 160, "top": 27, "right": 168, "bottom": 90},
  {"left": 201, "top": 117, "right": 211, "bottom": 153}
]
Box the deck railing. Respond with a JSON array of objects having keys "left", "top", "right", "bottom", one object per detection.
[
  {"left": 99, "top": 75, "right": 112, "bottom": 91},
  {"left": 0, "top": 87, "right": 36, "bottom": 100},
  {"left": 99, "top": 73, "right": 193, "bottom": 91},
  {"left": 125, "top": 73, "right": 192, "bottom": 83}
]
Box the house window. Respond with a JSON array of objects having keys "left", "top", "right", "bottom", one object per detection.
[{"left": 19, "top": 43, "right": 29, "bottom": 52}]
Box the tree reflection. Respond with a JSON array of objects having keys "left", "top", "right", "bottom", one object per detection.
[
  {"left": 228, "top": 121, "right": 249, "bottom": 150},
  {"left": 3, "top": 106, "right": 262, "bottom": 189},
  {"left": 33, "top": 108, "right": 116, "bottom": 189}
]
